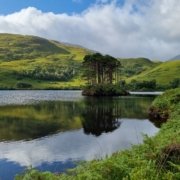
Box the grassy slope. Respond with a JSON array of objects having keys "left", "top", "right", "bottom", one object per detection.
[
  {"left": 0, "top": 33, "right": 90, "bottom": 89},
  {"left": 119, "top": 57, "right": 160, "bottom": 78},
  {"left": 126, "top": 60, "right": 180, "bottom": 85},
  {"left": 16, "top": 88, "right": 180, "bottom": 180}
]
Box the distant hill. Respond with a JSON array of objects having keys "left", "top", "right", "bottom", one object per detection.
[
  {"left": 0, "top": 33, "right": 91, "bottom": 89},
  {"left": 0, "top": 33, "right": 70, "bottom": 61},
  {"left": 169, "top": 55, "right": 180, "bottom": 61},
  {"left": 126, "top": 60, "right": 180, "bottom": 86},
  {"left": 119, "top": 57, "right": 160, "bottom": 78}
]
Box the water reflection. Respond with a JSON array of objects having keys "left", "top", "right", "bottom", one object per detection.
[
  {"left": 81, "top": 97, "right": 155, "bottom": 136},
  {"left": 0, "top": 96, "right": 155, "bottom": 141},
  {"left": 0, "top": 91, "right": 159, "bottom": 180},
  {"left": 82, "top": 99, "right": 121, "bottom": 136},
  {"left": 0, "top": 102, "right": 82, "bottom": 141},
  {"left": 0, "top": 120, "right": 158, "bottom": 168}
]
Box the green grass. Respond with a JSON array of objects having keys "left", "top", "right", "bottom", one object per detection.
[
  {"left": 16, "top": 88, "right": 180, "bottom": 180},
  {"left": 152, "top": 88, "right": 180, "bottom": 110},
  {"left": 127, "top": 60, "right": 180, "bottom": 86}
]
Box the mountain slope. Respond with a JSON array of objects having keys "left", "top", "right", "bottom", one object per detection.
[
  {"left": 0, "top": 33, "right": 70, "bottom": 61},
  {"left": 119, "top": 57, "right": 160, "bottom": 78},
  {"left": 126, "top": 60, "right": 180, "bottom": 85},
  {"left": 169, "top": 55, "right": 180, "bottom": 61},
  {"left": 0, "top": 33, "right": 91, "bottom": 89}
]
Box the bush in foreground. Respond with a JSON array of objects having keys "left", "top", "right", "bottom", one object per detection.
[{"left": 149, "top": 88, "right": 180, "bottom": 122}]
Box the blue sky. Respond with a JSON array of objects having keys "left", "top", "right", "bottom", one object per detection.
[
  {"left": 0, "top": 0, "right": 94, "bottom": 14},
  {"left": 0, "top": 0, "right": 125, "bottom": 15}
]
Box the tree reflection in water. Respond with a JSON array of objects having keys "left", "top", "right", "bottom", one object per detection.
[{"left": 81, "top": 98, "right": 121, "bottom": 136}]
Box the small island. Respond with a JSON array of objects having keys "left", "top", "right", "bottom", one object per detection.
[{"left": 82, "top": 53, "right": 129, "bottom": 96}]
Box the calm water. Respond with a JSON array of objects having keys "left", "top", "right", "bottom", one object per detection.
[{"left": 0, "top": 90, "right": 159, "bottom": 179}]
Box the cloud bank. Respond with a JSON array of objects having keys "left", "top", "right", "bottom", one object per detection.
[{"left": 0, "top": 0, "right": 180, "bottom": 60}]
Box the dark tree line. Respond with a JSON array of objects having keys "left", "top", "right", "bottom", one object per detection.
[
  {"left": 83, "top": 53, "right": 121, "bottom": 85},
  {"left": 129, "top": 79, "right": 157, "bottom": 90},
  {"left": 14, "top": 66, "right": 76, "bottom": 81}
]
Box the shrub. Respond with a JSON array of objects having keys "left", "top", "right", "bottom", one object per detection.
[
  {"left": 169, "top": 78, "right": 180, "bottom": 88},
  {"left": 16, "top": 82, "right": 32, "bottom": 89},
  {"left": 82, "top": 84, "right": 129, "bottom": 96},
  {"left": 128, "top": 79, "right": 157, "bottom": 91}
]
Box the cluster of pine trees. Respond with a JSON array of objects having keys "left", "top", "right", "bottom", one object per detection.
[{"left": 82, "top": 53, "right": 121, "bottom": 85}]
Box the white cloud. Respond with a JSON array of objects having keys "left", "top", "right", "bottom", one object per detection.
[{"left": 0, "top": 0, "right": 180, "bottom": 60}]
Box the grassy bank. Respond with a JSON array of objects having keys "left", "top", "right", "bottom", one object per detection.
[{"left": 16, "top": 88, "right": 180, "bottom": 180}]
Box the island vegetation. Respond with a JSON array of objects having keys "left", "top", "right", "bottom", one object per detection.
[{"left": 82, "top": 53, "right": 129, "bottom": 96}]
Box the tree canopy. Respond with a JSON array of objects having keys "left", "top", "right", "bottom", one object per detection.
[{"left": 82, "top": 53, "right": 121, "bottom": 85}]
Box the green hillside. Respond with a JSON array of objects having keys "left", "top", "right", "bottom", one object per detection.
[
  {"left": 0, "top": 34, "right": 70, "bottom": 60},
  {"left": 0, "top": 33, "right": 91, "bottom": 89},
  {"left": 119, "top": 57, "right": 160, "bottom": 78},
  {"left": 0, "top": 33, "right": 179, "bottom": 90},
  {"left": 126, "top": 60, "right": 180, "bottom": 86}
]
